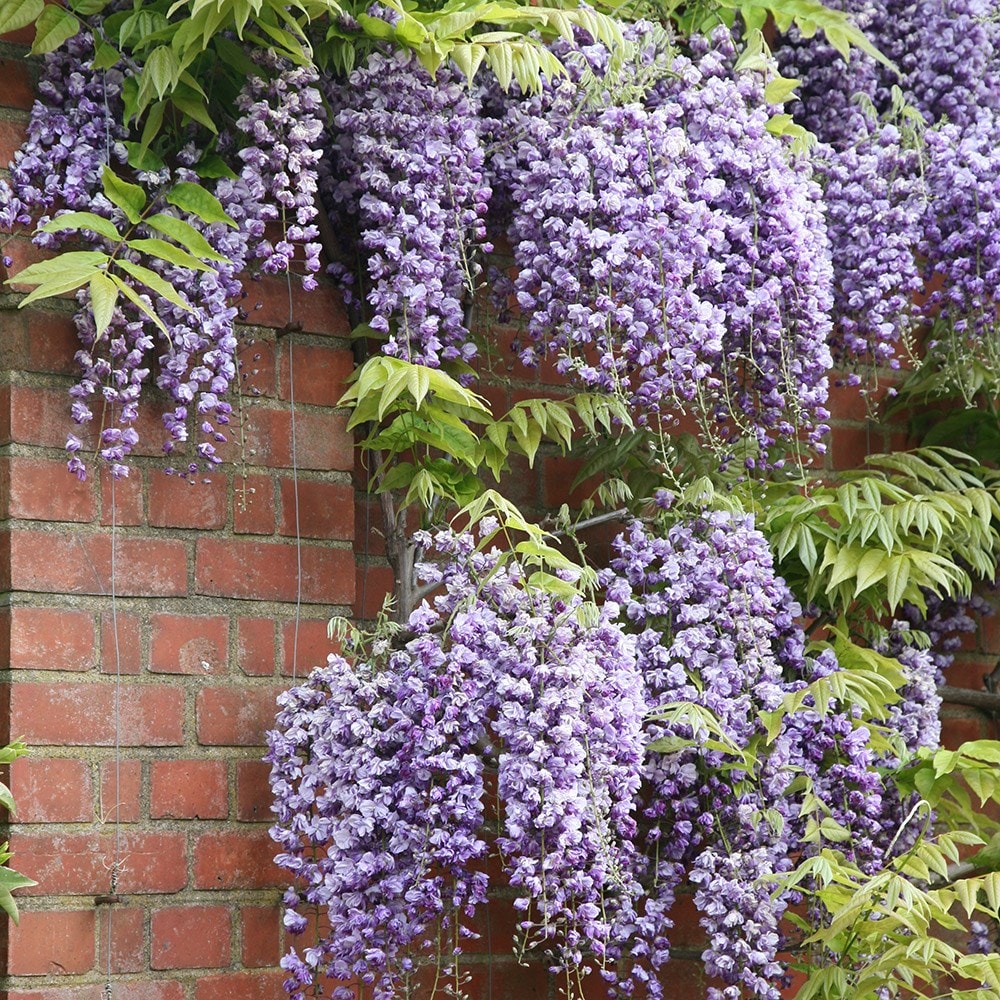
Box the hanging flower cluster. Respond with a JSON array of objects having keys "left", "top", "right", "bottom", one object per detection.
[
  {"left": 0, "top": 22, "right": 326, "bottom": 478},
  {"left": 269, "top": 505, "right": 955, "bottom": 999},
  {"left": 268, "top": 523, "right": 650, "bottom": 999},
  {"left": 323, "top": 49, "right": 492, "bottom": 368},
  {"left": 779, "top": 0, "right": 1000, "bottom": 381},
  {"left": 0, "top": 32, "right": 126, "bottom": 231}
]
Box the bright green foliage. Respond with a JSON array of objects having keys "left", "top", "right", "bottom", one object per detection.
[
  {"left": 0, "top": 741, "right": 35, "bottom": 924},
  {"left": 755, "top": 448, "right": 1000, "bottom": 619},
  {"left": 6, "top": 165, "right": 237, "bottom": 339},
  {"left": 341, "top": 356, "right": 628, "bottom": 511}
]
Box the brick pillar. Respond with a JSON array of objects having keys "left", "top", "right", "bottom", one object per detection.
[{"left": 0, "top": 37, "right": 357, "bottom": 991}]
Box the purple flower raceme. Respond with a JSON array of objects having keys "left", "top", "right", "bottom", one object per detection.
[
  {"left": 269, "top": 505, "right": 990, "bottom": 999},
  {"left": 490, "top": 24, "right": 834, "bottom": 465},
  {"left": 779, "top": 0, "right": 1000, "bottom": 376},
  {"left": 3, "top": 28, "right": 326, "bottom": 479},
  {"left": 268, "top": 524, "right": 650, "bottom": 999},
  {"left": 0, "top": 32, "right": 126, "bottom": 232},
  {"left": 322, "top": 49, "right": 492, "bottom": 368}
]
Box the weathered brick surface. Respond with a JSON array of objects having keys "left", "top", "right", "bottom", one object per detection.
[
  {"left": 1, "top": 63, "right": 357, "bottom": 988},
  {"left": 150, "top": 906, "right": 232, "bottom": 970},
  {"left": 4, "top": 909, "right": 95, "bottom": 976}
]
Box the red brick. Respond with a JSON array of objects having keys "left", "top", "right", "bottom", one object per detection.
[
  {"left": 5, "top": 455, "right": 97, "bottom": 522},
  {"left": 278, "top": 339, "right": 354, "bottom": 406},
  {"left": 11, "top": 830, "right": 187, "bottom": 895},
  {"left": 99, "top": 758, "right": 142, "bottom": 824},
  {"left": 233, "top": 474, "right": 276, "bottom": 534},
  {"left": 234, "top": 404, "right": 354, "bottom": 470},
  {"left": 10, "top": 529, "right": 188, "bottom": 597},
  {"left": 0, "top": 117, "right": 26, "bottom": 164},
  {"left": 196, "top": 685, "right": 285, "bottom": 747},
  {"left": 150, "top": 613, "right": 229, "bottom": 675},
  {"left": 279, "top": 478, "right": 353, "bottom": 539},
  {"left": 249, "top": 274, "right": 352, "bottom": 337},
  {"left": 236, "top": 759, "right": 271, "bottom": 823},
  {"left": 828, "top": 423, "right": 881, "bottom": 471},
  {"left": 116, "top": 984, "right": 187, "bottom": 1000},
  {"left": 237, "top": 617, "right": 276, "bottom": 676},
  {"left": 981, "top": 603, "right": 1000, "bottom": 656},
  {"left": 355, "top": 495, "right": 386, "bottom": 556},
  {"left": 151, "top": 905, "right": 231, "bottom": 970},
  {"left": 147, "top": 472, "right": 227, "bottom": 529},
  {"left": 280, "top": 617, "right": 334, "bottom": 677},
  {"left": 8, "top": 606, "right": 95, "bottom": 670},
  {"left": 99, "top": 904, "right": 145, "bottom": 974},
  {"left": 196, "top": 537, "right": 354, "bottom": 604},
  {"left": 940, "top": 711, "right": 988, "bottom": 749},
  {"left": 945, "top": 654, "right": 995, "bottom": 691},
  {"left": 447, "top": 961, "right": 549, "bottom": 1000},
  {"left": 9, "top": 386, "right": 94, "bottom": 450},
  {"left": 3, "top": 237, "right": 49, "bottom": 287},
  {"left": 10, "top": 681, "right": 184, "bottom": 746},
  {"left": 195, "top": 971, "right": 288, "bottom": 1000},
  {"left": 355, "top": 563, "right": 395, "bottom": 621},
  {"left": 542, "top": 455, "right": 602, "bottom": 510},
  {"left": 0, "top": 58, "right": 36, "bottom": 110},
  {"left": 5, "top": 908, "right": 95, "bottom": 976},
  {"left": 150, "top": 759, "right": 228, "bottom": 820},
  {"left": 237, "top": 335, "right": 277, "bottom": 398},
  {"left": 0, "top": 384, "right": 11, "bottom": 444},
  {"left": 241, "top": 905, "right": 281, "bottom": 968},
  {"left": 665, "top": 893, "right": 706, "bottom": 949},
  {"left": 25, "top": 311, "right": 81, "bottom": 375},
  {"left": 193, "top": 829, "right": 284, "bottom": 889},
  {"left": 11, "top": 757, "right": 92, "bottom": 823},
  {"left": 100, "top": 466, "right": 145, "bottom": 527},
  {"left": 6, "top": 990, "right": 102, "bottom": 1000},
  {"left": 100, "top": 609, "right": 142, "bottom": 676}
]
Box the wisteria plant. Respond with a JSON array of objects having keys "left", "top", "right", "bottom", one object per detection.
[{"left": 3, "top": 0, "right": 1000, "bottom": 997}]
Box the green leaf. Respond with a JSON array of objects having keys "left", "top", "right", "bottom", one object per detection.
[
  {"left": 126, "top": 237, "right": 215, "bottom": 273},
  {"left": 166, "top": 182, "right": 237, "bottom": 228},
  {"left": 112, "top": 275, "right": 169, "bottom": 338},
  {"left": 124, "top": 140, "right": 167, "bottom": 173},
  {"left": 143, "top": 45, "right": 180, "bottom": 101},
  {"left": 102, "top": 167, "right": 146, "bottom": 225},
  {"left": 39, "top": 212, "right": 121, "bottom": 242},
  {"left": 0, "top": 0, "right": 44, "bottom": 35},
  {"left": 170, "top": 88, "right": 217, "bottom": 133},
  {"left": 30, "top": 4, "right": 79, "bottom": 54},
  {"left": 450, "top": 41, "right": 486, "bottom": 81},
  {"left": 114, "top": 259, "right": 194, "bottom": 314},
  {"left": 93, "top": 41, "right": 121, "bottom": 70},
  {"left": 854, "top": 549, "right": 889, "bottom": 596},
  {"left": 89, "top": 271, "right": 118, "bottom": 338},
  {"left": 0, "top": 781, "right": 14, "bottom": 815},
  {"left": 9, "top": 251, "right": 108, "bottom": 307},
  {"left": 885, "top": 554, "right": 910, "bottom": 611},
  {"left": 0, "top": 863, "right": 37, "bottom": 924},
  {"left": 960, "top": 741, "right": 1000, "bottom": 765},
  {"left": 764, "top": 75, "right": 800, "bottom": 104},
  {"left": 193, "top": 153, "right": 238, "bottom": 181},
  {"left": 144, "top": 214, "right": 227, "bottom": 262}
]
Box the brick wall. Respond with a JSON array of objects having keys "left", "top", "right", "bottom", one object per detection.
[
  {"left": 0, "top": 30, "right": 356, "bottom": 996},
  {"left": 1, "top": 27, "right": 999, "bottom": 1000}
]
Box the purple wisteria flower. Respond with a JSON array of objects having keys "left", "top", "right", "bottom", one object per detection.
[
  {"left": 490, "top": 24, "right": 834, "bottom": 464},
  {"left": 323, "top": 49, "right": 492, "bottom": 368}
]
